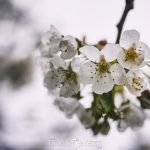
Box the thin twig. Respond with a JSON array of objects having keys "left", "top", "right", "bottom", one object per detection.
[{"left": 116, "top": 0, "right": 134, "bottom": 43}]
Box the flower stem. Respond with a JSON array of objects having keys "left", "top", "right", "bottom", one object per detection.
[{"left": 116, "top": 0, "right": 134, "bottom": 43}]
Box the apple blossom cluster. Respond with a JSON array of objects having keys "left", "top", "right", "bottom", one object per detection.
[{"left": 39, "top": 25, "right": 150, "bottom": 134}]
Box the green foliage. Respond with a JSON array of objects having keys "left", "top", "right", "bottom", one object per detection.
[
  {"left": 91, "top": 91, "right": 119, "bottom": 135},
  {"left": 92, "top": 119, "right": 110, "bottom": 135}
]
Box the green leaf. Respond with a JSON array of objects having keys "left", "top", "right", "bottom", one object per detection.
[
  {"left": 91, "top": 123, "right": 101, "bottom": 135},
  {"left": 107, "top": 111, "right": 120, "bottom": 120},
  {"left": 99, "top": 119, "right": 110, "bottom": 135},
  {"left": 97, "top": 91, "right": 115, "bottom": 113},
  {"left": 92, "top": 95, "right": 103, "bottom": 121},
  {"left": 91, "top": 119, "right": 110, "bottom": 135}
]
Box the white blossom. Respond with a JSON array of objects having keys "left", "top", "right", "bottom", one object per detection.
[
  {"left": 40, "top": 25, "right": 77, "bottom": 59},
  {"left": 118, "top": 103, "right": 145, "bottom": 131},
  {"left": 117, "top": 30, "right": 150, "bottom": 70},
  {"left": 44, "top": 59, "right": 80, "bottom": 97},
  {"left": 79, "top": 45, "right": 125, "bottom": 94},
  {"left": 125, "top": 70, "right": 148, "bottom": 96}
]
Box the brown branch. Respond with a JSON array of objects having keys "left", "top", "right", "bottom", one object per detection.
[{"left": 116, "top": 0, "right": 134, "bottom": 43}]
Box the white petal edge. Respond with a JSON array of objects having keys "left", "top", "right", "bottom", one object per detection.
[
  {"left": 93, "top": 73, "right": 114, "bottom": 94},
  {"left": 64, "top": 35, "right": 78, "bottom": 50},
  {"left": 79, "top": 46, "right": 101, "bottom": 63},
  {"left": 71, "top": 56, "right": 86, "bottom": 73},
  {"left": 79, "top": 61, "right": 97, "bottom": 84},
  {"left": 101, "top": 43, "right": 121, "bottom": 62},
  {"left": 51, "top": 54, "right": 65, "bottom": 68},
  {"left": 136, "top": 41, "right": 150, "bottom": 61},
  {"left": 109, "top": 63, "right": 126, "bottom": 85},
  {"left": 120, "top": 30, "right": 140, "bottom": 49}
]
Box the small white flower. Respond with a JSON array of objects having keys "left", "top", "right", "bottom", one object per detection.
[
  {"left": 125, "top": 70, "right": 148, "bottom": 96},
  {"left": 41, "top": 25, "right": 77, "bottom": 59},
  {"left": 117, "top": 30, "right": 150, "bottom": 70},
  {"left": 44, "top": 60, "right": 80, "bottom": 97},
  {"left": 54, "top": 97, "right": 80, "bottom": 118},
  {"left": 41, "top": 25, "right": 62, "bottom": 57},
  {"left": 79, "top": 45, "right": 125, "bottom": 94},
  {"left": 118, "top": 103, "right": 145, "bottom": 131}
]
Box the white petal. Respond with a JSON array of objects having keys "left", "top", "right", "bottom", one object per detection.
[
  {"left": 60, "top": 35, "right": 77, "bottom": 59},
  {"left": 49, "top": 25, "right": 61, "bottom": 37},
  {"left": 60, "top": 79, "right": 80, "bottom": 97},
  {"left": 101, "top": 43, "right": 121, "bottom": 62},
  {"left": 36, "top": 56, "right": 51, "bottom": 74},
  {"left": 125, "top": 70, "right": 148, "bottom": 96},
  {"left": 136, "top": 41, "right": 150, "bottom": 61},
  {"left": 61, "top": 46, "right": 76, "bottom": 59},
  {"left": 71, "top": 56, "right": 86, "bottom": 73},
  {"left": 64, "top": 35, "right": 78, "bottom": 50},
  {"left": 118, "top": 120, "right": 128, "bottom": 132},
  {"left": 40, "top": 43, "right": 53, "bottom": 57},
  {"left": 109, "top": 63, "right": 126, "bottom": 85},
  {"left": 79, "top": 61, "right": 97, "bottom": 84},
  {"left": 129, "top": 103, "right": 145, "bottom": 128},
  {"left": 51, "top": 54, "right": 65, "bottom": 68},
  {"left": 120, "top": 30, "right": 140, "bottom": 49},
  {"left": 44, "top": 69, "right": 64, "bottom": 90},
  {"left": 79, "top": 46, "right": 101, "bottom": 63},
  {"left": 93, "top": 73, "right": 114, "bottom": 94},
  {"left": 41, "top": 26, "right": 62, "bottom": 57}
]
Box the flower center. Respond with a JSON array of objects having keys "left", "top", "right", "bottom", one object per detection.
[
  {"left": 64, "top": 70, "right": 78, "bottom": 84},
  {"left": 96, "top": 58, "right": 109, "bottom": 73},
  {"left": 59, "top": 40, "right": 68, "bottom": 52},
  {"left": 124, "top": 47, "right": 138, "bottom": 62}
]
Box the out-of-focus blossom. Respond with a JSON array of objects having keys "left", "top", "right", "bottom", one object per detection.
[
  {"left": 54, "top": 97, "right": 95, "bottom": 128},
  {"left": 40, "top": 25, "right": 77, "bottom": 59},
  {"left": 44, "top": 59, "right": 80, "bottom": 97},
  {"left": 118, "top": 103, "right": 145, "bottom": 131}
]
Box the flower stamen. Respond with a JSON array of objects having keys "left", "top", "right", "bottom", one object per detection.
[
  {"left": 96, "top": 57, "right": 109, "bottom": 73},
  {"left": 124, "top": 46, "right": 138, "bottom": 62}
]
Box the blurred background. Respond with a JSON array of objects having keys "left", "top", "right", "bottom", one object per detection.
[{"left": 0, "top": 0, "right": 150, "bottom": 149}]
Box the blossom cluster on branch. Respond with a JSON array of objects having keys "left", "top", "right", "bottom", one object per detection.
[{"left": 39, "top": 25, "right": 150, "bottom": 135}]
